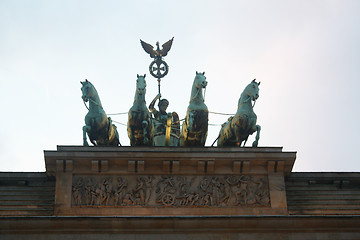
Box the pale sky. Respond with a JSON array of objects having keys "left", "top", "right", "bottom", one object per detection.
[{"left": 1, "top": 0, "right": 359, "bottom": 172}]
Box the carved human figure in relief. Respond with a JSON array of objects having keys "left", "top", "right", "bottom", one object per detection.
[
  {"left": 211, "top": 177, "right": 221, "bottom": 206},
  {"left": 220, "top": 178, "right": 232, "bottom": 205},
  {"left": 123, "top": 193, "right": 136, "bottom": 205},
  {"left": 135, "top": 176, "right": 153, "bottom": 205},
  {"left": 72, "top": 178, "right": 83, "bottom": 206},
  {"left": 115, "top": 177, "right": 127, "bottom": 206},
  {"left": 235, "top": 176, "right": 249, "bottom": 205},
  {"left": 71, "top": 175, "right": 270, "bottom": 207},
  {"left": 84, "top": 178, "right": 96, "bottom": 206}
]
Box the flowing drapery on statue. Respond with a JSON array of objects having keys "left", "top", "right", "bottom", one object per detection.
[
  {"left": 180, "top": 72, "right": 208, "bottom": 147},
  {"left": 149, "top": 93, "right": 180, "bottom": 146},
  {"left": 127, "top": 74, "right": 154, "bottom": 146},
  {"left": 81, "top": 79, "right": 120, "bottom": 146},
  {"left": 215, "top": 79, "right": 261, "bottom": 147}
]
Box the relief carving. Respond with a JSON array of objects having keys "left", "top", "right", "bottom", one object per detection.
[{"left": 72, "top": 175, "right": 270, "bottom": 207}]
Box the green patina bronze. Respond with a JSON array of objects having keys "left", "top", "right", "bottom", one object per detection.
[
  {"left": 79, "top": 39, "right": 263, "bottom": 148},
  {"left": 215, "top": 79, "right": 261, "bottom": 147},
  {"left": 140, "top": 37, "right": 180, "bottom": 146},
  {"left": 81, "top": 79, "right": 120, "bottom": 146},
  {"left": 149, "top": 93, "right": 180, "bottom": 146},
  {"left": 180, "top": 72, "right": 209, "bottom": 147},
  {"left": 127, "top": 74, "right": 154, "bottom": 146},
  {"left": 140, "top": 38, "right": 173, "bottom": 79},
  {"left": 140, "top": 38, "right": 174, "bottom": 95}
]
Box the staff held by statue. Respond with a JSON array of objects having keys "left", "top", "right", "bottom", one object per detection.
[{"left": 140, "top": 37, "right": 179, "bottom": 146}]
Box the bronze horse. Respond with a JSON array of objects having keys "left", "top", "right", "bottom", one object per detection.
[
  {"left": 81, "top": 79, "right": 120, "bottom": 146},
  {"left": 180, "top": 72, "right": 208, "bottom": 147},
  {"left": 127, "top": 74, "right": 153, "bottom": 146},
  {"left": 215, "top": 79, "right": 261, "bottom": 147}
]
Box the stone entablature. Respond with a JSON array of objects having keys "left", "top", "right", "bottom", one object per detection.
[
  {"left": 44, "top": 146, "right": 296, "bottom": 216},
  {"left": 45, "top": 146, "right": 295, "bottom": 175}
]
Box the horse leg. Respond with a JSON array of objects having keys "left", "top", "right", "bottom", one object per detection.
[
  {"left": 211, "top": 134, "right": 220, "bottom": 147},
  {"left": 242, "top": 137, "right": 248, "bottom": 147},
  {"left": 130, "top": 132, "right": 135, "bottom": 146},
  {"left": 142, "top": 120, "right": 149, "bottom": 145},
  {"left": 114, "top": 126, "right": 121, "bottom": 146},
  {"left": 232, "top": 124, "right": 242, "bottom": 147},
  {"left": 128, "top": 126, "right": 135, "bottom": 146},
  {"left": 83, "top": 125, "right": 90, "bottom": 146},
  {"left": 127, "top": 123, "right": 135, "bottom": 146},
  {"left": 188, "top": 112, "right": 194, "bottom": 132},
  {"left": 252, "top": 125, "right": 261, "bottom": 147},
  {"left": 90, "top": 139, "right": 97, "bottom": 146}
]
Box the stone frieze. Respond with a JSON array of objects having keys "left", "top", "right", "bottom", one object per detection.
[{"left": 72, "top": 175, "right": 270, "bottom": 207}]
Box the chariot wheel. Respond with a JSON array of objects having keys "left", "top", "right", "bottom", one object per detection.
[
  {"left": 149, "top": 60, "right": 169, "bottom": 79},
  {"left": 161, "top": 194, "right": 175, "bottom": 206}
]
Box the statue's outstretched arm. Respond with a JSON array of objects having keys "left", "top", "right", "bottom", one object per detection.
[{"left": 149, "top": 93, "right": 161, "bottom": 112}]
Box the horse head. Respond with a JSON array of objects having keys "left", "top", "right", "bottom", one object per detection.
[
  {"left": 244, "top": 79, "right": 260, "bottom": 102},
  {"left": 194, "top": 71, "right": 207, "bottom": 89},
  {"left": 136, "top": 74, "right": 147, "bottom": 96},
  {"left": 80, "top": 79, "right": 96, "bottom": 102}
]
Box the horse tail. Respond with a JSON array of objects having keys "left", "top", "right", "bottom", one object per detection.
[{"left": 107, "top": 117, "right": 121, "bottom": 146}]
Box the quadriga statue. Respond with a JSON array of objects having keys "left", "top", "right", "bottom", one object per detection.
[
  {"left": 81, "top": 79, "right": 120, "bottom": 146},
  {"left": 215, "top": 79, "right": 261, "bottom": 147},
  {"left": 180, "top": 72, "right": 208, "bottom": 146},
  {"left": 127, "top": 74, "right": 154, "bottom": 146}
]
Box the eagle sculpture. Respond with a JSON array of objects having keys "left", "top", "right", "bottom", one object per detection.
[{"left": 140, "top": 37, "right": 174, "bottom": 59}]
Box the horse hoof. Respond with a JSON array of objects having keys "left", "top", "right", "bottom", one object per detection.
[
  {"left": 83, "top": 142, "right": 89, "bottom": 147},
  {"left": 252, "top": 141, "right": 258, "bottom": 147}
]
